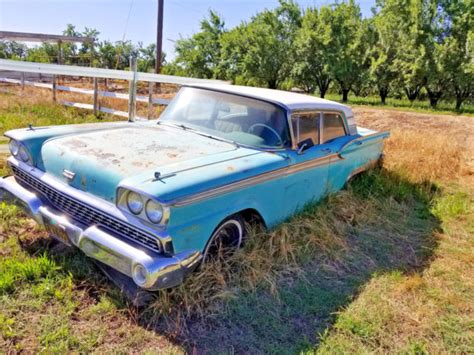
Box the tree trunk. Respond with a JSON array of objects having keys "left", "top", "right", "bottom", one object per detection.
[
  {"left": 426, "top": 88, "right": 442, "bottom": 108},
  {"left": 455, "top": 95, "right": 463, "bottom": 111},
  {"left": 268, "top": 79, "right": 277, "bottom": 89},
  {"left": 429, "top": 96, "right": 439, "bottom": 107},
  {"left": 342, "top": 89, "right": 350, "bottom": 102},
  {"left": 405, "top": 87, "right": 419, "bottom": 102},
  {"left": 379, "top": 87, "right": 389, "bottom": 104},
  {"left": 318, "top": 79, "right": 331, "bottom": 99}
]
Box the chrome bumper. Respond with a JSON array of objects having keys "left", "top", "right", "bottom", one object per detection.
[{"left": 0, "top": 175, "right": 202, "bottom": 290}]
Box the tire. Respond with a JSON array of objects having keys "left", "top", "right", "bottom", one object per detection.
[{"left": 202, "top": 215, "right": 246, "bottom": 263}]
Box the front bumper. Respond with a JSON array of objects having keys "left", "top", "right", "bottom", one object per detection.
[{"left": 0, "top": 175, "right": 202, "bottom": 290}]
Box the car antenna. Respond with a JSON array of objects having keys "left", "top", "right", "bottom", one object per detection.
[{"left": 27, "top": 123, "right": 35, "bottom": 131}]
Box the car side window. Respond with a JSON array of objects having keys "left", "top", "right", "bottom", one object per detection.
[
  {"left": 322, "top": 113, "right": 346, "bottom": 143},
  {"left": 291, "top": 112, "right": 320, "bottom": 146}
]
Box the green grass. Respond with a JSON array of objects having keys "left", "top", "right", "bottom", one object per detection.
[
  {"left": 0, "top": 92, "right": 120, "bottom": 136},
  {"left": 324, "top": 93, "right": 474, "bottom": 116}
]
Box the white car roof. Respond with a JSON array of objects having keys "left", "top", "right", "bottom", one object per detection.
[{"left": 187, "top": 84, "right": 354, "bottom": 119}]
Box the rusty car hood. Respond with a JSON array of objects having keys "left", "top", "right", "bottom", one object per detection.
[{"left": 40, "top": 125, "right": 254, "bottom": 202}]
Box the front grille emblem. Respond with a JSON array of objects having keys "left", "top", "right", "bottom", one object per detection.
[{"left": 62, "top": 169, "right": 76, "bottom": 181}]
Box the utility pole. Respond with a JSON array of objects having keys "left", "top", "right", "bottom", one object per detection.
[{"left": 155, "top": 0, "right": 164, "bottom": 75}]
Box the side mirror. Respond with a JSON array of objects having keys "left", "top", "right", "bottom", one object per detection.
[{"left": 297, "top": 138, "right": 314, "bottom": 155}]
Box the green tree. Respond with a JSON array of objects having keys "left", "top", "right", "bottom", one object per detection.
[
  {"left": 436, "top": 0, "right": 473, "bottom": 110},
  {"left": 319, "top": 0, "right": 369, "bottom": 102},
  {"left": 220, "top": 0, "right": 302, "bottom": 88},
  {"left": 391, "top": 0, "right": 435, "bottom": 102},
  {"left": 173, "top": 10, "right": 226, "bottom": 78},
  {"left": 96, "top": 40, "right": 116, "bottom": 69},
  {"left": 369, "top": 0, "right": 407, "bottom": 103},
  {"left": 292, "top": 8, "right": 332, "bottom": 97},
  {"left": 79, "top": 27, "right": 99, "bottom": 66},
  {"left": 0, "top": 41, "right": 27, "bottom": 59}
]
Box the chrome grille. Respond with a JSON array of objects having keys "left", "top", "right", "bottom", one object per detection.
[{"left": 11, "top": 165, "right": 162, "bottom": 253}]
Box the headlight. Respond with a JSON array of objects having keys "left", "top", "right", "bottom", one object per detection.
[
  {"left": 145, "top": 200, "right": 164, "bottom": 224},
  {"left": 9, "top": 139, "right": 19, "bottom": 156},
  {"left": 127, "top": 191, "right": 144, "bottom": 215},
  {"left": 18, "top": 145, "right": 30, "bottom": 163},
  {"left": 132, "top": 264, "right": 148, "bottom": 286}
]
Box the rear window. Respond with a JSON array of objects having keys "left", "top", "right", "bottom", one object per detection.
[{"left": 322, "top": 113, "right": 346, "bottom": 143}]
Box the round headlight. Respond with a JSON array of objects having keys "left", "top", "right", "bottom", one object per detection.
[
  {"left": 9, "top": 140, "right": 19, "bottom": 156},
  {"left": 18, "top": 145, "right": 30, "bottom": 163},
  {"left": 127, "top": 191, "right": 144, "bottom": 215},
  {"left": 132, "top": 264, "right": 148, "bottom": 286},
  {"left": 145, "top": 200, "right": 164, "bottom": 224}
]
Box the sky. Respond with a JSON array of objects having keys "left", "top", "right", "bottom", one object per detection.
[{"left": 0, "top": 0, "right": 375, "bottom": 59}]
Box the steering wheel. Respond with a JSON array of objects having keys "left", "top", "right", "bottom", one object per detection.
[{"left": 248, "top": 123, "right": 283, "bottom": 146}]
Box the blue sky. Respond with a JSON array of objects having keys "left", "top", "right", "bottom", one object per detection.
[{"left": 0, "top": 0, "right": 375, "bottom": 59}]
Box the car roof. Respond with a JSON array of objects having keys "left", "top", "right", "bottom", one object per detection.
[{"left": 186, "top": 83, "right": 354, "bottom": 118}]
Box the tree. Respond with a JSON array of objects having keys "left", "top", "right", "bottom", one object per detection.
[
  {"left": 292, "top": 8, "right": 332, "bottom": 97},
  {"left": 319, "top": 1, "right": 369, "bottom": 102},
  {"left": 97, "top": 40, "right": 116, "bottom": 69},
  {"left": 221, "top": 0, "right": 302, "bottom": 88},
  {"left": 436, "top": 0, "right": 473, "bottom": 110},
  {"left": 370, "top": 0, "right": 408, "bottom": 104},
  {"left": 138, "top": 43, "right": 156, "bottom": 72},
  {"left": 79, "top": 27, "right": 99, "bottom": 66},
  {"left": 0, "top": 41, "right": 27, "bottom": 59},
  {"left": 173, "top": 10, "right": 226, "bottom": 79}
]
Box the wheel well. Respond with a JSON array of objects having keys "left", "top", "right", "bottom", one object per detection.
[{"left": 238, "top": 208, "right": 267, "bottom": 229}]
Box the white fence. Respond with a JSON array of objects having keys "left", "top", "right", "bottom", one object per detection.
[{"left": 0, "top": 59, "right": 229, "bottom": 121}]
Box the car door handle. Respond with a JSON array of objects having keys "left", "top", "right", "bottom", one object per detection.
[{"left": 321, "top": 148, "right": 331, "bottom": 153}]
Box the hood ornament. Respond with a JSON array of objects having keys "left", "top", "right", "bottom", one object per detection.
[{"left": 154, "top": 171, "right": 176, "bottom": 182}]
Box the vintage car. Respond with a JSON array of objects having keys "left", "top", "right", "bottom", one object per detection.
[{"left": 0, "top": 84, "right": 388, "bottom": 291}]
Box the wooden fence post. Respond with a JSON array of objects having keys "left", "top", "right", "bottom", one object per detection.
[
  {"left": 52, "top": 75, "right": 57, "bottom": 102},
  {"left": 20, "top": 72, "right": 25, "bottom": 91},
  {"left": 93, "top": 77, "right": 99, "bottom": 116},
  {"left": 148, "top": 81, "right": 153, "bottom": 119},
  {"left": 128, "top": 56, "right": 137, "bottom": 122}
]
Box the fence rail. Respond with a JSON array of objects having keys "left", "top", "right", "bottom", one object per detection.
[{"left": 0, "top": 59, "right": 228, "bottom": 121}]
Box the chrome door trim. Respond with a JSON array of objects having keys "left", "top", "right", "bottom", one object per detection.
[{"left": 170, "top": 153, "right": 337, "bottom": 207}]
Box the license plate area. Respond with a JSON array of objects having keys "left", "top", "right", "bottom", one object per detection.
[{"left": 44, "top": 216, "right": 71, "bottom": 246}]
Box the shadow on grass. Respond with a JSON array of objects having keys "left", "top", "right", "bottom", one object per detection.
[{"left": 17, "top": 168, "right": 442, "bottom": 353}]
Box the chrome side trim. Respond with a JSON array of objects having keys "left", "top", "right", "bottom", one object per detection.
[
  {"left": 339, "top": 131, "right": 389, "bottom": 153},
  {"left": 171, "top": 153, "right": 336, "bottom": 207}
]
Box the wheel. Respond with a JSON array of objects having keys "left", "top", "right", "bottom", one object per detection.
[{"left": 203, "top": 215, "right": 246, "bottom": 263}]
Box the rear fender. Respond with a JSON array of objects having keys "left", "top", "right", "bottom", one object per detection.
[{"left": 338, "top": 130, "right": 389, "bottom": 159}]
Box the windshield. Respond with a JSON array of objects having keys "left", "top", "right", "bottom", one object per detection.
[{"left": 159, "top": 87, "right": 291, "bottom": 149}]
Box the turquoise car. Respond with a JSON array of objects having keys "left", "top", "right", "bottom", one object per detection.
[{"left": 0, "top": 85, "right": 388, "bottom": 291}]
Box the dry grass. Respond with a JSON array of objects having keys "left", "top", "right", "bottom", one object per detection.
[{"left": 0, "top": 82, "right": 174, "bottom": 121}]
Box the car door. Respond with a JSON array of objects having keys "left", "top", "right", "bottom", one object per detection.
[
  {"left": 320, "top": 112, "right": 357, "bottom": 192},
  {"left": 283, "top": 111, "right": 332, "bottom": 213}
]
